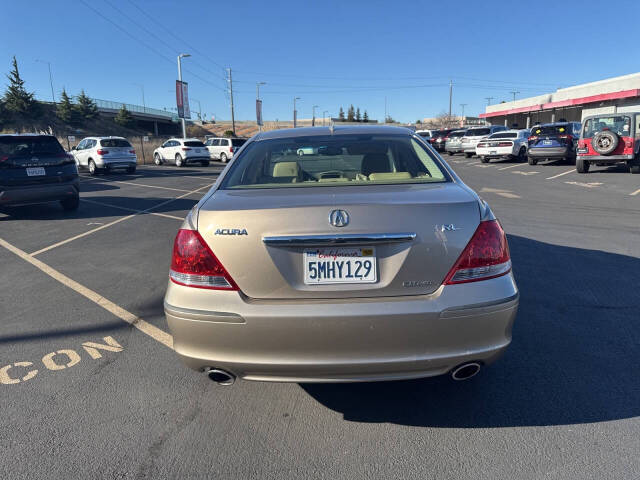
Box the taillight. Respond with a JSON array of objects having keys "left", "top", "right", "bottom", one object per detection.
[
  {"left": 181, "top": 147, "right": 192, "bottom": 151},
  {"left": 443, "top": 220, "right": 511, "bottom": 285},
  {"left": 498, "top": 142, "right": 512, "bottom": 147},
  {"left": 229, "top": 146, "right": 234, "bottom": 153},
  {"left": 558, "top": 134, "right": 573, "bottom": 143},
  {"left": 528, "top": 136, "right": 538, "bottom": 142},
  {"left": 129, "top": 149, "right": 136, "bottom": 154},
  {"left": 578, "top": 140, "right": 586, "bottom": 148},
  {"left": 96, "top": 149, "right": 109, "bottom": 155},
  {"left": 625, "top": 138, "right": 633, "bottom": 148},
  {"left": 477, "top": 142, "right": 487, "bottom": 148},
  {"left": 170, "top": 229, "right": 238, "bottom": 290}
]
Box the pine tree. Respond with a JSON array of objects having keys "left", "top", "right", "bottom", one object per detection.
[
  {"left": 347, "top": 104, "right": 355, "bottom": 122},
  {"left": 74, "top": 89, "right": 98, "bottom": 120},
  {"left": 356, "top": 107, "right": 361, "bottom": 122},
  {"left": 114, "top": 104, "right": 135, "bottom": 128},
  {"left": 338, "top": 107, "right": 345, "bottom": 121},
  {"left": 56, "top": 88, "right": 75, "bottom": 123},
  {"left": 3, "top": 56, "right": 39, "bottom": 121},
  {"left": 363, "top": 110, "right": 369, "bottom": 123}
]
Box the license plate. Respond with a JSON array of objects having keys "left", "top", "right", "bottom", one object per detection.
[
  {"left": 195, "top": 148, "right": 202, "bottom": 152},
  {"left": 304, "top": 247, "right": 377, "bottom": 284},
  {"left": 26, "top": 167, "right": 46, "bottom": 176},
  {"left": 489, "top": 150, "right": 497, "bottom": 155},
  {"left": 543, "top": 140, "right": 552, "bottom": 145}
]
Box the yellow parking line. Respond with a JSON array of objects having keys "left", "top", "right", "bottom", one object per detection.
[
  {"left": 546, "top": 169, "right": 576, "bottom": 180},
  {"left": 498, "top": 164, "right": 521, "bottom": 170},
  {"left": 630, "top": 188, "right": 640, "bottom": 196},
  {"left": 30, "top": 183, "right": 212, "bottom": 256},
  {"left": 81, "top": 198, "right": 184, "bottom": 221},
  {"left": 0, "top": 237, "right": 173, "bottom": 349}
]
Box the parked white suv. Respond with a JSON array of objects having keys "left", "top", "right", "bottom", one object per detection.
[
  {"left": 72, "top": 136, "right": 137, "bottom": 175},
  {"left": 204, "top": 137, "right": 247, "bottom": 163},
  {"left": 153, "top": 138, "right": 209, "bottom": 167},
  {"left": 476, "top": 129, "right": 530, "bottom": 163},
  {"left": 460, "top": 126, "right": 508, "bottom": 158}
]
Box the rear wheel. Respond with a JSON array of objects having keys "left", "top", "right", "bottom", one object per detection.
[
  {"left": 127, "top": 165, "right": 136, "bottom": 174},
  {"left": 630, "top": 164, "right": 640, "bottom": 174},
  {"left": 448, "top": 151, "right": 454, "bottom": 156},
  {"left": 60, "top": 195, "right": 80, "bottom": 211},
  {"left": 576, "top": 158, "right": 590, "bottom": 173},
  {"left": 201, "top": 160, "right": 210, "bottom": 167},
  {"left": 88, "top": 159, "right": 99, "bottom": 175},
  {"left": 517, "top": 147, "right": 527, "bottom": 162},
  {"left": 175, "top": 154, "right": 184, "bottom": 167},
  {"left": 480, "top": 156, "right": 489, "bottom": 163},
  {"left": 220, "top": 152, "right": 228, "bottom": 163},
  {"left": 464, "top": 152, "right": 473, "bottom": 158},
  {"left": 527, "top": 156, "right": 538, "bottom": 165},
  {"left": 154, "top": 153, "right": 162, "bottom": 166}
]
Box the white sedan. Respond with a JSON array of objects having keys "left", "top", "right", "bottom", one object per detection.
[{"left": 476, "top": 130, "right": 530, "bottom": 163}]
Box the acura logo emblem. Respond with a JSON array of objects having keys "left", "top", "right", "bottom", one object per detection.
[{"left": 329, "top": 209, "right": 349, "bottom": 227}]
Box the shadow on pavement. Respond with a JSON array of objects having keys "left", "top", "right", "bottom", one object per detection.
[
  {"left": 301, "top": 235, "right": 640, "bottom": 427},
  {"left": 0, "top": 320, "right": 130, "bottom": 344}
]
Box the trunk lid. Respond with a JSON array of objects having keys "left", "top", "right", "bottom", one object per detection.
[{"left": 197, "top": 183, "right": 480, "bottom": 299}]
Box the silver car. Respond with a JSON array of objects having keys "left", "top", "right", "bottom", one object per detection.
[
  {"left": 164, "top": 126, "right": 518, "bottom": 385},
  {"left": 72, "top": 136, "right": 137, "bottom": 175},
  {"left": 460, "top": 126, "right": 508, "bottom": 158},
  {"left": 444, "top": 129, "right": 468, "bottom": 155}
]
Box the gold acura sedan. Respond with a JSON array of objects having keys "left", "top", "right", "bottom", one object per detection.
[{"left": 164, "top": 126, "right": 518, "bottom": 385}]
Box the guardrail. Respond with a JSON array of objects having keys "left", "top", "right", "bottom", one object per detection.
[{"left": 91, "top": 98, "right": 178, "bottom": 121}]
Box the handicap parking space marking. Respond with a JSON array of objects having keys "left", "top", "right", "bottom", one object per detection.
[
  {"left": 0, "top": 237, "right": 173, "bottom": 349},
  {"left": 512, "top": 170, "right": 539, "bottom": 176},
  {"left": 564, "top": 181, "right": 603, "bottom": 188},
  {"left": 546, "top": 169, "right": 576, "bottom": 180},
  {"left": 630, "top": 188, "right": 640, "bottom": 196},
  {"left": 0, "top": 336, "right": 123, "bottom": 385},
  {"left": 479, "top": 187, "right": 521, "bottom": 199},
  {"left": 30, "top": 183, "right": 212, "bottom": 256}
]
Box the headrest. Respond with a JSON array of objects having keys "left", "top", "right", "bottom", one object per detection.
[
  {"left": 361, "top": 153, "right": 391, "bottom": 176},
  {"left": 273, "top": 161, "right": 298, "bottom": 177}
]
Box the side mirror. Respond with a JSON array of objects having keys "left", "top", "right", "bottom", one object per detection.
[{"left": 71, "top": 146, "right": 77, "bottom": 150}]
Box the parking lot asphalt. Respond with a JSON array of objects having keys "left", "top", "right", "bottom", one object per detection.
[{"left": 1, "top": 160, "right": 639, "bottom": 479}]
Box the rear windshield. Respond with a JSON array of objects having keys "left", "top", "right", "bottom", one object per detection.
[
  {"left": 100, "top": 138, "right": 132, "bottom": 148},
  {"left": 489, "top": 132, "right": 518, "bottom": 139},
  {"left": 466, "top": 128, "right": 490, "bottom": 136},
  {"left": 184, "top": 141, "right": 206, "bottom": 147},
  {"left": 0, "top": 136, "right": 68, "bottom": 167},
  {"left": 220, "top": 134, "right": 449, "bottom": 189},
  {"left": 448, "top": 130, "right": 466, "bottom": 138},
  {"left": 231, "top": 138, "right": 246, "bottom": 147},
  {"left": 582, "top": 116, "right": 631, "bottom": 138},
  {"left": 531, "top": 125, "right": 571, "bottom": 136}
]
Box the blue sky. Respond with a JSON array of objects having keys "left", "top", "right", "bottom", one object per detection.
[{"left": 2, "top": 0, "right": 639, "bottom": 123}]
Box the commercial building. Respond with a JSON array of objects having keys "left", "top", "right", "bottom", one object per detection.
[{"left": 480, "top": 72, "right": 640, "bottom": 127}]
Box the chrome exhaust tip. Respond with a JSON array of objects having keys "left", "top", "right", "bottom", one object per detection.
[
  {"left": 205, "top": 368, "right": 236, "bottom": 386},
  {"left": 451, "top": 362, "right": 481, "bottom": 381}
]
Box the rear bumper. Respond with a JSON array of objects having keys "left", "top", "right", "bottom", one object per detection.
[
  {"left": 528, "top": 146, "right": 572, "bottom": 158},
  {"left": 164, "top": 273, "right": 519, "bottom": 382},
  {"left": 95, "top": 157, "right": 137, "bottom": 168},
  {"left": 0, "top": 178, "right": 79, "bottom": 206},
  {"left": 445, "top": 144, "right": 463, "bottom": 153},
  {"left": 576, "top": 154, "right": 633, "bottom": 163},
  {"left": 476, "top": 146, "right": 517, "bottom": 158},
  {"left": 184, "top": 156, "right": 210, "bottom": 163}
]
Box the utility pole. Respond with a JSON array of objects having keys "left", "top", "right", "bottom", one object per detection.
[
  {"left": 510, "top": 91, "right": 519, "bottom": 102},
  {"left": 448, "top": 80, "right": 453, "bottom": 119},
  {"left": 227, "top": 68, "right": 236, "bottom": 134},
  {"left": 312, "top": 105, "right": 318, "bottom": 127},
  {"left": 191, "top": 98, "right": 202, "bottom": 121},
  {"left": 177, "top": 53, "right": 191, "bottom": 139},
  {"left": 485, "top": 97, "right": 494, "bottom": 106},
  {"left": 293, "top": 97, "right": 300, "bottom": 127},
  {"left": 36, "top": 59, "right": 55, "bottom": 103},
  {"left": 384, "top": 96, "right": 387, "bottom": 123},
  {"left": 256, "top": 82, "right": 265, "bottom": 132},
  {"left": 322, "top": 110, "right": 328, "bottom": 126},
  {"left": 460, "top": 103, "right": 467, "bottom": 126}
]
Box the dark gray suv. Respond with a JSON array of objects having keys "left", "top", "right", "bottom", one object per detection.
[{"left": 0, "top": 134, "right": 80, "bottom": 211}]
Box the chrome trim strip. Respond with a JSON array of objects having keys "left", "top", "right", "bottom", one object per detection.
[{"left": 262, "top": 232, "right": 416, "bottom": 246}]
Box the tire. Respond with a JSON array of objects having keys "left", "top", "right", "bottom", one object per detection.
[
  {"left": 201, "top": 160, "right": 210, "bottom": 167},
  {"left": 127, "top": 165, "right": 136, "bottom": 174},
  {"left": 448, "top": 151, "right": 454, "bottom": 156},
  {"left": 480, "top": 156, "right": 489, "bottom": 163},
  {"left": 154, "top": 153, "right": 162, "bottom": 166},
  {"left": 88, "top": 159, "right": 99, "bottom": 175},
  {"left": 175, "top": 154, "right": 184, "bottom": 167},
  {"left": 527, "top": 156, "right": 538, "bottom": 165},
  {"left": 219, "top": 153, "right": 228, "bottom": 163},
  {"left": 518, "top": 147, "right": 527, "bottom": 162},
  {"left": 592, "top": 131, "right": 618, "bottom": 155},
  {"left": 630, "top": 164, "right": 640, "bottom": 174},
  {"left": 60, "top": 195, "right": 80, "bottom": 211},
  {"left": 576, "top": 158, "right": 590, "bottom": 173},
  {"left": 464, "top": 152, "right": 473, "bottom": 158}
]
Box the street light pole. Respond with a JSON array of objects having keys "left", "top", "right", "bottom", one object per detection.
[
  {"left": 460, "top": 103, "right": 467, "bottom": 126},
  {"left": 293, "top": 97, "right": 300, "bottom": 128},
  {"left": 312, "top": 105, "right": 318, "bottom": 127},
  {"left": 322, "top": 110, "right": 328, "bottom": 126},
  {"left": 256, "top": 82, "right": 265, "bottom": 132},
  {"left": 36, "top": 59, "right": 55, "bottom": 103},
  {"left": 177, "top": 53, "right": 191, "bottom": 139}
]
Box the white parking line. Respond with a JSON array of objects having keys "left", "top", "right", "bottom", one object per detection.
[
  {"left": 0, "top": 237, "right": 173, "bottom": 349},
  {"left": 80, "top": 199, "right": 184, "bottom": 221},
  {"left": 469, "top": 161, "right": 481, "bottom": 165},
  {"left": 30, "top": 183, "right": 212, "bottom": 256},
  {"left": 474, "top": 164, "right": 494, "bottom": 168},
  {"left": 498, "top": 164, "right": 522, "bottom": 170},
  {"left": 479, "top": 187, "right": 521, "bottom": 199},
  {"left": 630, "top": 188, "right": 640, "bottom": 196},
  {"left": 564, "top": 181, "right": 602, "bottom": 188},
  {"left": 546, "top": 169, "right": 576, "bottom": 180},
  {"left": 512, "top": 171, "right": 539, "bottom": 176},
  {"left": 80, "top": 176, "right": 193, "bottom": 193}
]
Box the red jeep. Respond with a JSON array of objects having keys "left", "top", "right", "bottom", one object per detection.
[{"left": 576, "top": 113, "right": 640, "bottom": 174}]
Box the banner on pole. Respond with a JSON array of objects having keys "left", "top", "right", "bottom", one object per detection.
[
  {"left": 256, "top": 99, "right": 263, "bottom": 126},
  {"left": 176, "top": 80, "right": 191, "bottom": 119}
]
